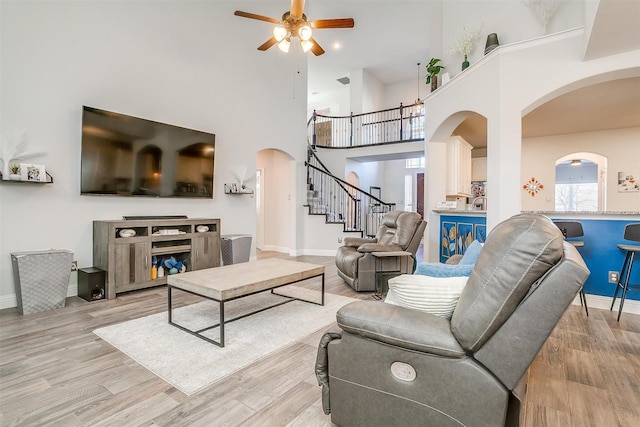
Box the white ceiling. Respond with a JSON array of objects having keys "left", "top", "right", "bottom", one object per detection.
[{"left": 236, "top": 1, "right": 640, "bottom": 147}]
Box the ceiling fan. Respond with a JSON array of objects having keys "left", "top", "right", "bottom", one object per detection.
[{"left": 234, "top": 0, "right": 355, "bottom": 56}]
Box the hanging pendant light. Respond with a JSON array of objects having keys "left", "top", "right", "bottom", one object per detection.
[{"left": 415, "top": 62, "right": 423, "bottom": 114}]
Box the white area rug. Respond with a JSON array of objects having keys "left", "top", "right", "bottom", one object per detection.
[{"left": 94, "top": 286, "right": 355, "bottom": 395}]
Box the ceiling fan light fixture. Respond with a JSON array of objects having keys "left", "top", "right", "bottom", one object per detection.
[
  {"left": 298, "top": 24, "right": 312, "bottom": 41},
  {"left": 300, "top": 39, "right": 314, "bottom": 52},
  {"left": 273, "top": 25, "right": 287, "bottom": 42},
  {"left": 570, "top": 159, "right": 582, "bottom": 166},
  {"left": 277, "top": 38, "right": 291, "bottom": 53}
]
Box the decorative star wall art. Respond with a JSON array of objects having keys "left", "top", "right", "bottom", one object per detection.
[{"left": 523, "top": 177, "right": 543, "bottom": 196}]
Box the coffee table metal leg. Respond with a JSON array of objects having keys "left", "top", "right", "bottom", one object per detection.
[
  {"left": 219, "top": 301, "right": 225, "bottom": 347},
  {"left": 168, "top": 269, "right": 325, "bottom": 347},
  {"left": 168, "top": 286, "right": 173, "bottom": 322}
]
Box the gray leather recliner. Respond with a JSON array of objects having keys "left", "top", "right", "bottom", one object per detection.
[
  {"left": 335, "top": 210, "right": 426, "bottom": 292},
  {"left": 317, "top": 214, "right": 590, "bottom": 426}
]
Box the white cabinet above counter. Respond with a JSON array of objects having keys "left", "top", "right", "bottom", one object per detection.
[{"left": 446, "top": 136, "right": 473, "bottom": 197}]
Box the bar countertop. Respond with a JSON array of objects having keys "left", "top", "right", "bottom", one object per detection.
[
  {"left": 433, "top": 209, "right": 486, "bottom": 215},
  {"left": 433, "top": 210, "right": 640, "bottom": 219},
  {"left": 522, "top": 211, "right": 640, "bottom": 217}
]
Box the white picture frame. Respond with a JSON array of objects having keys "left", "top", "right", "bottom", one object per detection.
[
  {"left": 618, "top": 171, "right": 639, "bottom": 192},
  {"left": 20, "top": 163, "right": 46, "bottom": 182}
]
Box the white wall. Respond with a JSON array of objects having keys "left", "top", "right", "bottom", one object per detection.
[
  {"left": 521, "top": 127, "right": 640, "bottom": 211},
  {"left": 307, "top": 86, "right": 350, "bottom": 119},
  {"left": 441, "top": 0, "right": 584, "bottom": 80},
  {"left": 0, "top": 1, "right": 308, "bottom": 307},
  {"left": 384, "top": 79, "right": 425, "bottom": 111}
]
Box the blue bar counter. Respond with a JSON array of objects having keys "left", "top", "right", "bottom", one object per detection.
[{"left": 436, "top": 210, "right": 640, "bottom": 301}]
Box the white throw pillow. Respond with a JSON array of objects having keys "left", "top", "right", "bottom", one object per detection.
[{"left": 384, "top": 274, "right": 469, "bottom": 319}]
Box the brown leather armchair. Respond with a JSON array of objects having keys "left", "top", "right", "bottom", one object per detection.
[
  {"left": 317, "top": 214, "right": 590, "bottom": 426},
  {"left": 335, "top": 210, "right": 426, "bottom": 292}
]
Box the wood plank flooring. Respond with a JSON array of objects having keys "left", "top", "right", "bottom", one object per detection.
[{"left": 1, "top": 251, "right": 639, "bottom": 426}]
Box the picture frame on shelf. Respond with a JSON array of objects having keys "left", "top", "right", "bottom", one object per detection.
[{"left": 20, "top": 163, "right": 47, "bottom": 182}]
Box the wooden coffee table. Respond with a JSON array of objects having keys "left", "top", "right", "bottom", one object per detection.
[{"left": 166, "top": 258, "right": 325, "bottom": 347}]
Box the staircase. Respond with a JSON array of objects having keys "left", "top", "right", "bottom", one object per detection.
[
  {"left": 305, "top": 145, "right": 395, "bottom": 237},
  {"left": 303, "top": 102, "right": 424, "bottom": 236}
]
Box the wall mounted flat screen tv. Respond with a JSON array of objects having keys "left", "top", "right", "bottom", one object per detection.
[{"left": 81, "top": 106, "right": 215, "bottom": 198}]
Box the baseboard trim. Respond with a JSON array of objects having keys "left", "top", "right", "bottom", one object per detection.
[
  {"left": 0, "top": 284, "right": 77, "bottom": 311},
  {"left": 260, "top": 245, "right": 291, "bottom": 254},
  {"left": 295, "top": 248, "right": 339, "bottom": 257}
]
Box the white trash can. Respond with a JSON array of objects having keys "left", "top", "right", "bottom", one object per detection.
[
  {"left": 10, "top": 249, "right": 74, "bottom": 315},
  {"left": 221, "top": 235, "right": 252, "bottom": 265}
]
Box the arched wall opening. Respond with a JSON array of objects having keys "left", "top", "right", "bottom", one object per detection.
[
  {"left": 554, "top": 152, "right": 607, "bottom": 212},
  {"left": 423, "top": 110, "right": 488, "bottom": 263}
]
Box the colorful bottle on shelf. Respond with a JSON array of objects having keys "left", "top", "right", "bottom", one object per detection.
[{"left": 151, "top": 265, "right": 157, "bottom": 280}]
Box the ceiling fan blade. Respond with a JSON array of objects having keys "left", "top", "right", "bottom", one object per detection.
[
  {"left": 309, "top": 38, "right": 325, "bottom": 56},
  {"left": 290, "top": 0, "right": 305, "bottom": 19},
  {"left": 234, "top": 10, "right": 280, "bottom": 24},
  {"left": 257, "top": 37, "right": 278, "bottom": 51},
  {"left": 310, "top": 18, "right": 355, "bottom": 29}
]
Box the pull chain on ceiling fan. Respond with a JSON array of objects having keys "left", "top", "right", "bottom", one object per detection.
[{"left": 234, "top": 0, "right": 355, "bottom": 56}]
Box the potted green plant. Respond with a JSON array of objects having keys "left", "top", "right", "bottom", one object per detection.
[
  {"left": 425, "top": 58, "right": 445, "bottom": 92},
  {"left": 9, "top": 164, "right": 21, "bottom": 180}
]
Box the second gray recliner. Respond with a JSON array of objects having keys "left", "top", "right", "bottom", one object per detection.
[{"left": 335, "top": 210, "right": 426, "bottom": 292}]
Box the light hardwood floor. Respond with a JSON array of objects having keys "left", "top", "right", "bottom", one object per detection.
[{"left": 1, "top": 251, "right": 639, "bottom": 426}]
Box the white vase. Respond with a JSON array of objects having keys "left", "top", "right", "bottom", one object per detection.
[{"left": 10, "top": 174, "right": 21, "bottom": 180}]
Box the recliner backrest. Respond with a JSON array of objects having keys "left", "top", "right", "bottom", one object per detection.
[
  {"left": 474, "top": 240, "right": 590, "bottom": 389},
  {"left": 391, "top": 212, "right": 423, "bottom": 249},
  {"left": 375, "top": 211, "right": 403, "bottom": 245},
  {"left": 451, "top": 214, "right": 565, "bottom": 352},
  {"left": 374, "top": 211, "right": 423, "bottom": 249}
]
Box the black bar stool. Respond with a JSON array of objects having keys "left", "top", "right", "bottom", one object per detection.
[
  {"left": 553, "top": 221, "right": 588, "bottom": 316},
  {"left": 610, "top": 223, "right": 640, "bottom": 321}
]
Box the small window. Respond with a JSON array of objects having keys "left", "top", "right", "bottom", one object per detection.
[
  {"left": 406, "top": 157, "right": 425, "bottom": 169},
  {"left": 404, "top": 175, "right": 413, "bottom": 211}
]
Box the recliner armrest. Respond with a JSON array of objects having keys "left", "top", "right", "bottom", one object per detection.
[
  {"left": 357, "top": 243, "right": 403, "bottom": 253},
  {"left": 336, "top": 301, "right": 465, "bottom": 357},
  {"left": 343, "top": 237, "right": 376, "bottom": 248}
]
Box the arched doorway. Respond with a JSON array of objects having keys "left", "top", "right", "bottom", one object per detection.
[
  {"left": 256, "top": 149, "right": 295, "bottom": 253},
  {"left": 555, "top": 152, "right": 607, "bottom": 211}
]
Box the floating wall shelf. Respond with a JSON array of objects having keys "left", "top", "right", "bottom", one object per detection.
[
  {"left": 0, "top": 171, "right": 54, "bottom": 184},
  {"left": 224, "top": 183, "right": 254, "bottom": 195}
]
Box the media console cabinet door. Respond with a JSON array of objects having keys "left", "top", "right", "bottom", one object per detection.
[
  {"left": 191, "top": 234, "right": 221, "bottom": 270},
  {"left": 114, "top": 241, "right": 150, "bottom": 288}
]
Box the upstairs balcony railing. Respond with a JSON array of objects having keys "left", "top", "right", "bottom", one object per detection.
[{"left": 308, "top": 102, "right": 424, "bottom": 149}]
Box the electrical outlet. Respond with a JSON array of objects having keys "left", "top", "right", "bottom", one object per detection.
[
  {"left": 608, "top": 271, "right": 619, "bottom": 283},
  {"left": 338, "top": 237, "right": 342, "bottom": 243},
  {"left": 71, "top": 261, "right": 78, "bottom": 272}
]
